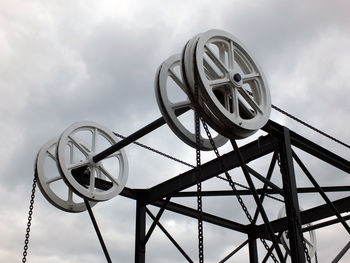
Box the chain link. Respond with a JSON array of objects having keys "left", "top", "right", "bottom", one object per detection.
[
  {"left": 194, "top": 82, "right": 204, "bottom": 263},
  {"left": 200, "top": 119, "right": 279, "bottom": 263},
  {"left": 271, "top": 104, "right": 350, "bottom": 150},
  {"left": 275, "top": 153, "right": 312, "bottom": 263},
  {"left": 22, "top": 175, "right": 37, "bottom": 263}
]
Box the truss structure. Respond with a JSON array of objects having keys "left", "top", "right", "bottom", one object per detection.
[{"left": 78, "top": 119, "right": 350, "bottom": 262}]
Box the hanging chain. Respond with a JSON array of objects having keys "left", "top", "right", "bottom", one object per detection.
[
  {"left": 22, "top": 175, "right": 37, "bottom": 263},
  {"left": 275, "top": 153, "right": 313, "bottom": 263},
  {"left": 272, "top": 104, "right": 350, "bottom": 150},
  {"left": 200, "top": 119, "right": 279, "bottom": 263},
  {"left": 194, "top": 82, "right": 204, "bottom": 263}
]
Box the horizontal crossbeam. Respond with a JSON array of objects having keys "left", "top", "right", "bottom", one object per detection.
[{"left": 256, "top": 196, "right": 350, "bottom": 239}]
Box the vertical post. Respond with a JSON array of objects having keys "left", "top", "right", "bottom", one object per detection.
[
  {"left": 248, "top": 231, "right": 258, "bottom": 263},
  {"left": 135, "top": 199, "right": 146, "bottom": 263},
  {"left": 279, "top": 127, "right": 305, "bottom": 263}
]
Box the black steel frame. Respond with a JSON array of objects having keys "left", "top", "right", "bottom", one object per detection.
[{"left": 81, "top": 119, "right": 350, "bottom": 262}]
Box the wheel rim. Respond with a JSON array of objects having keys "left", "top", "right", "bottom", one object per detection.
[
  {"left": 35, "top": 138, "right": 96, "bottom": 212},
  {"left": 181, "top": 34, "right": 233, "bottom": 135},
  {"left": 155, "top": 53, "right": 228, "bottom": 150},
  {"left": 57, "top": 121, "right": 128, "bottom": 201}
]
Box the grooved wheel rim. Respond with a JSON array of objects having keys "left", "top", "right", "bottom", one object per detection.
[
  {"left": 181, "top": 34, "right": 231, "bottom": 135},
  {"left": 57, "top": 121, "right": 128, "bottom": 201},
  {"left": 155, "top": 53, "right": 228, "bottom": 150},
  {"left": 35, "top": 138, "right": 96, "bottom": 212}
]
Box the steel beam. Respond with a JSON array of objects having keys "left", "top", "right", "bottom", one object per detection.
[
  {"left": 248, "top": 232, "right": 258, "bottom": 263},
  {"left": 145, "top": 134, "right": 276, "bottom": 203},
  {"left": 151, "top": 199, "right": 249, "bottom": 234},
  {"left": 264, "top": 120, "right": 350, "bottom": 174},
  {"left": 278, "top": 127, "right": 305, "bottom": 262},
  {"left": 135, "top": 200, "right": 146, "bottom": 263},
  {"left": 256, "top": 196, "right": 350, "bottom": 238},
  {"left": 170, "top": 186, "right": 350, "bottom": 197}
]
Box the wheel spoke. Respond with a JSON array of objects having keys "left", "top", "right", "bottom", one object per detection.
[
  {"left": 209, "top": 77, "right": 230, "bottom": 88},
  {"left": 171, "top": 100, "right": 192, "bottom": 111},
  {"left": 242, "top": 72, "right": 260, "bottom": 83},
  {"left": 46, "top": 175, "right": 61, "bottom": 184},
  {"left": 67, "top": 188, "right": 73, "bottom": 205},
  {"left": 238, "top": 97, "right": 256, "bottom": 118},
  {"left": 204, "top": 57, "right": 220, "bottom": 79},
  {"left": 98, "top": 166, "right": 119, "bottom": 186},
  {"left": 228, "top": 41, "right": 236, "bottom": 70},
  {"left": 68, "top": 135, "right": 90, "bottom": 156},
  {"left": 67, "top": 160, "right": 89, "bottom": 171},
  {"left": 238, "top": 87, "right": 263, "bottom": 114},
  {"left": 168, "top": 68, "right": 186, "bottom": 93},
  {"left": 218, "top": 42, "right": 226, "bottom": 64},
  {"left": 232, "top": 88, "right": 239, "bottom": 117},
  {"left": 92, "top": 128, "right": 97, "bottom": 152},
  {"left": 89, "top": 167, "right": 96, "bottom": 191},
  {"left": 47, "top": 149, "right": 56, "bottom": 161},
  {"left": 204, "top": 44, "right": 229, "bottom": 74}
]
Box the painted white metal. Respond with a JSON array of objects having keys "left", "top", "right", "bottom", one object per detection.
[
  {"left": 35, "top": 138, "right": 96, "bottom": 212},
  {"left": 155, "top": 53, "right": 228, "bottom": 150},
  {"left": 57, "top": 121, "right": 128, "bottom": 201},
  {"left": 185, "top": 29, "right": 271, "bottom": 139}
]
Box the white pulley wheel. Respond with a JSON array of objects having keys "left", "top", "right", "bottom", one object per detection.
[
  {"left": 278, "top": 206, "right": 317, "bottom": 258},
  {"left": 192, "top": 29, "right": 271, "bottom": 138},
  {"left": 155, "top": 53, "right": 228, "bottom": 150},
  {"left": 35, "top": 138, "right": 96, "bottom": 212},
  {"left": 57, "top": 121, "right": 128, "bottom": 201}
]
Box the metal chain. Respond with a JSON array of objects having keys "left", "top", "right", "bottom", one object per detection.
[
  {"left": 243, "top": 88, "right": 350, "bottom": 150},
  {"left": 113, "top": 134, "right": 284, "bottom": 203},
  {"left": 194, "top": 82, "right": 204, "bottom": 263},
  {"left": 272, "top": 104, "right": 350, "bottom": 150},
  {"left": 275, "top": 154, "right": 312, "bottom": 263},
  {"left": 113, "top": 132, "right": 195, "bottom": 168},
  {"left": 200, "top": 118, "right": 279, "bottom": 263},
  {"left": 22, "top": 175, "right": 37, "bottom": 263}
]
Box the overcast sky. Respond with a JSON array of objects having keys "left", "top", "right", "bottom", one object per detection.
[{"left": 1, "top": 0, "right": 350, "bottom": 262}]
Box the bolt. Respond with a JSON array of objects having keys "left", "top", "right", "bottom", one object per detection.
[{"left": 233, "top": 73, "right": 242, "bottom": 82}]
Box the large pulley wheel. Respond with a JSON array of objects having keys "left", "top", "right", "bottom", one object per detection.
[
  {"left": 35, "top": 138, "right": 96, "bottom": 212},
  {"left": 155, "top": 53, "right": 228, "bottom": 150},
  {"left": 184, "top": 29, "right": 271, "bottom": 139},
  {"left": 278, "top": 206, "right": 317, "bottom": 258},
  {"left": 57, "top": 121, "right": 128, "bottom": 201}
]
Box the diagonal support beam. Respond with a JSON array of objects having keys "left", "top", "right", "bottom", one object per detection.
[
  {"left": 145, "top": 135, "right": 276, "bottom": 203},
  {"left": 263, "top": 120, "right": 350, "bottom": 174},
  {"left": 146, "top": 208, "right": 194, "bottom": 262},
  {"left": 278, "top": 127, "right": 305, "bottom": 263}
]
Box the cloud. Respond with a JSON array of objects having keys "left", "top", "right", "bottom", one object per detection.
[{"left": 1, "top": 0, "right": 350, "bottom": 262}]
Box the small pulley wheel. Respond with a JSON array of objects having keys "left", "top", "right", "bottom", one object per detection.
[
  {"left": 278, "top": 206, "right": 317, "bottom": 258},
  {"left": 155, "top": 53, "right": 228, "bottom": 150},
  {"left": 35, "top": 138, "right": 96, "bottom": 212},
  {"left": 57, "top": 121, "right": 128, "bottom": 201},
  {"left": 189, "top": 29, "right": 271, "bottom": 139}
]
